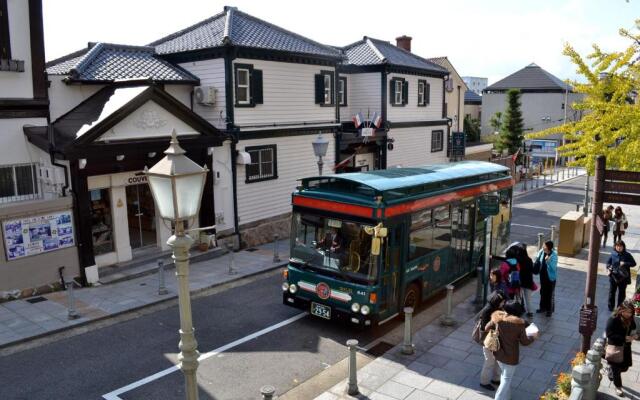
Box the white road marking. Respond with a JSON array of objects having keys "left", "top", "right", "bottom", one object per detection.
[
  {"left": 511, "top": 223, "right": 552, "bottom": 231},
  {"left": 102, "top": 312, "right": 307, "bottom": 400}
]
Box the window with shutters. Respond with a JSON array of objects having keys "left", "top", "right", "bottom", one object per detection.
[
  {"left": 245, "top": 145, "right": 277, "bottom": 183},
  {"left": 0, "top": 0, "right": 10, "bottom": 61},
  {"left": 431, "top": 130, "right": 444, "bottom": 152},
  {"left": 0, "top": 163, "right": 41, "bottom": 203},
  {"left": 418, "top": 80, "right": 429, "bottom": 106},
  {"left": 390, "top": 77, "right": 407, "bottom": 106},
  {"left": 315, "top": 71, "right": 335, "bottom": 106},
  {"left": 234, "top": 64, "right": 263, "bottom": 107},
  {"left": 338, "top": 77, "right": 347, "bottom": 106},
  {"left": 394, "top": 80, "right": 403, "bottom": 105}
]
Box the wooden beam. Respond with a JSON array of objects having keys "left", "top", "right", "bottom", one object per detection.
[
  {"left": 604, "top": 170, "right": 640, "bottom": 182},
  {"left": 604, "top": 181, "right": 640, "bottom": 194},
  {"left": 603, "top": 192, "right": 640, "bottom": 206}
]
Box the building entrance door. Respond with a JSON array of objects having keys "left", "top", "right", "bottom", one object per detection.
[{"left": 126, "top": 184, "right": 156, "bottom": 250}]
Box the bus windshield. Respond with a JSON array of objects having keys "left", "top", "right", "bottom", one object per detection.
[{"left": 291, "top": 212, "right": 379, "bottom": 282}]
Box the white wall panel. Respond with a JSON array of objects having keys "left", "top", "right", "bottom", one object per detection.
[
  {"left": 386, "top": 126, "right": 448, "bottom": 167},
  {"left": 386, "top": 74, "right": 444, "bottom": 122},
  {"left": 180, "top": 59, "right": 227, "bottom": 129}
]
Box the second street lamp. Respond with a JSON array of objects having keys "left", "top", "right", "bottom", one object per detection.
[
  {"left": 312, "top": 133, "right": 329, "bottom": 176},
  {"left": 145, "top": 129, "right": 208, "bottom": 400}
]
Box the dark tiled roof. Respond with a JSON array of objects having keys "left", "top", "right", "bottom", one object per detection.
[
  {"left": 464, "top": 90, "right": 482, "bottom": 103},
  {"left": 150, "top": 6, "right": 342, "bottom": 59},
  {"left": 484, "top": 63, "right": 571, "bottom": 92},
  {"left": 341, "top": 37, "right": 447, "bottom": 75},
  {"left": 46, "top": 43, "right": 199, "bottom": 83}
]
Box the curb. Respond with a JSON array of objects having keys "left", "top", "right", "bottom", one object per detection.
[
  {"left": 513, "top": 172, "right": 586, "bottom": 198},
  {"left": 0, "top": 262, "right": 287, "bottom": 352}
]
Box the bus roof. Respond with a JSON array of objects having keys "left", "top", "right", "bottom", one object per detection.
[{"left": 295, "top": 161, "right": 513, "bottom": 216}]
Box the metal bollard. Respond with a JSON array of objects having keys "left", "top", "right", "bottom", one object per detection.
[
  {"left": 158, "top": 259, "right": 168, "bottom": 295},
  {"left": 401, "top": 307, "right": 415, "bottom": 355},
  {"left": 440, "top": 285, "right": 456, "bottom": 326},
  {"left": 523, "top": 175, "right": 527, "bottom": 191},
  {"left": 576, "top": 204, "right": 580, "bottom": 212},
  {"left": 473, "top": 265, "right": 484, "bottom": 306},
  {"left": 543, "top": 173, "right": 547, "bottom": 186},
  {"left": 66, "top": 279, "right": 79, "bottom": 320},
  {"left": 260, "top": 385, "right": 276, "bottom": 400},
  {"left": 273, "top": 234, "right": 281, "bottom": 263},
  {"left": 346, "top": 339, "right": 359, "bottom": 395},
  {"left": 226, "top": 242, "right": 237, "bottom": 275},
  {"left": 536, "top": 173, "right": 540, "bottom": 188},
  {"left": 551, "top": 225, "right": 557, "bottom": 244},
  {"left": 537, "top": 233, "right": 544, "bottom": 250},
  {"left": 562, "top": 168, "right": 565, "bottom": 180}
]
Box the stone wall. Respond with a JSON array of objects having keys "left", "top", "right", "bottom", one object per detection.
[{"left": 239, "top": 212, "right": 291, "bottom": 248}]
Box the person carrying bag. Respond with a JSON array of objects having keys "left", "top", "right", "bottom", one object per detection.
[
  {"left": 605, "top": 300, "right": 637, "bottom": 397},
  {"left": 473, "top": 290, "right": 506, "bottom": 392},
  {"left": 607, "top": 240, "right": 637, "bottom": 311}
]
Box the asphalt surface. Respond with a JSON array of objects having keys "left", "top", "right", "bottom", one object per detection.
[{"left": 0, "top": 175, "right": 588, "bottom": 400}]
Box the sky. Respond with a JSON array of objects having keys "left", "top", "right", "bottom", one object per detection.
[{"left": 43, "top": 0, "right": 639, "bottom": 85}]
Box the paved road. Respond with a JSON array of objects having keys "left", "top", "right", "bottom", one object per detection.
[{"left": 0, "top": 176, "right": 588, "bottom": 400}]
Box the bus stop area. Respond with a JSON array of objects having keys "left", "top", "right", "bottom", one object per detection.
[{"left": 314, "top": 203, "right": 640, "bottom": 400}]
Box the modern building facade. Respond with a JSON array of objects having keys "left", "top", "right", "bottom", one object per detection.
[
  {"left": 0, "top": 0, "right": 81, "bottom": 295},
  {"left": 462, "top": 76, "right": 488, "bottom": 95}
]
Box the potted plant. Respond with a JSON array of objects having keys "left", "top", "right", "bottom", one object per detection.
[{"left": 198, "top": 232, "right": 210, "bottom": 252}]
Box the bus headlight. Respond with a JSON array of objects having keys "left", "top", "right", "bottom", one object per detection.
[
  {"left": 361, "top": 305, "right": 371, "bottom": 315},
  {"left": 351, "top": 303, "right": 361, "bottom": 313},
  {"left": 288, "top": 284, "right": 298, "bottom": 294},
  {"left": 282, "top": 282, "right": 289, "bottom": 291}
]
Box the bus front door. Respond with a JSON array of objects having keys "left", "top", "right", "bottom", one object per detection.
[
  {"left": 451, "top": 201, "right": 474, "bottom": 275},
  {"left": 378, "top": 226, "right": 402, "bottom": 323}
]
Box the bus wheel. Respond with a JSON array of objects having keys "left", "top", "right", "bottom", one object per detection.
[{"left": 404, "top": 283, "right": 420, "bottom": 310}]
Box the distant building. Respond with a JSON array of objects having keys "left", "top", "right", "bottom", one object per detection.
[
  {"left": 481, "top": 63, "right": 583, "bottom": 137},
  {"left": 462, "top": 76, "right": 488, "bottom": 95},
  {"left": 464, "top": 90, "right": 482, "bottom": 121},
  {"left": 427, "top": 57, "right": 468, "bottom": 132}
]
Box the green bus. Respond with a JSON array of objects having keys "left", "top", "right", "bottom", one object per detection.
[{"left": 282, "top": 161, "right": 514, "bottom": 327}]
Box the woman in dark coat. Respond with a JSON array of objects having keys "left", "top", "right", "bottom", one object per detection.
[
  {"left": 607, "top": 240, "right": 637, "bottom": 311},
  {"left": 475, "top": 290, "right": 506, "bottom": 391},
  {"left": 606, "top": 300, "right": 637, "bottom": 397},
  {"left": 513, "top": 243, "right": 536, "bottom": 317}
]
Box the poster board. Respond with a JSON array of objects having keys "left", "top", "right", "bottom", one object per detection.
[{"left": 2, "top": 211, "right": 75, "bottom": 261}]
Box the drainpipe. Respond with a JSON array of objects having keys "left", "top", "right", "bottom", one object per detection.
[{"left": 47, "top": 118, "right": 69, "bottom": 196}]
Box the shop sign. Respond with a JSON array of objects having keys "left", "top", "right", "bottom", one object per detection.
[
  {"left": 2, "top": 211, "right": 75, "bottom": 261},
  {"left": 110, "top": 171, "right": 148, "bottom": 187},
  {"left": 478, "top": 195, "right": 500, "bottom": 216},
  {"left": 451, "top": 131, "right": 465, "bottom": 157}
]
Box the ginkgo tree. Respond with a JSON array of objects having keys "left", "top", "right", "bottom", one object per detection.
[{"left": 527, "top": 19, "right": 640, "bottom": 174}]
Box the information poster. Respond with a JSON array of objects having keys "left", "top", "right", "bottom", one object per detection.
[{"left": 3, "top": 211, "right": 75, "bottom": 261}]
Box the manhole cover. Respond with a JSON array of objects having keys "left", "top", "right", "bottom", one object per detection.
[
  {"left": 245, "top": 248, "right": 259, "bottom": 252},
  {"left": 366, "top": 341, "right": 394, "bottom": 357},
  {"left": 26, "top": 296, "right": 48, "bottom": 304}
]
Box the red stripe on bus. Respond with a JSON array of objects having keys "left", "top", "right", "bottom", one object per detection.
[
  {"left": 293, "top": 196, "right": 374, "bottom": 218},
  {"left": 385, "top": 178, "right": 514, "bottom": 217}
]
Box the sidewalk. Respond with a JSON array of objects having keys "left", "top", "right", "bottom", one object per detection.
[
  {"left": 317, "top": 230, "right": 640, "bottom": 399},
  {"left": 513, "top": 166, "right": 586, "bottom": 195},
  {"left": 0, "top": 239, "right": 289, "bottom": 350}
]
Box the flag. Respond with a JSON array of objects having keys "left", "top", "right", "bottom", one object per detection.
[
  {"left": 333, "top": 153, "right": 356, "bottom": 171},
  {"left": 511, "top": 148, "right": 521, "bottom": 162},
  {"left": 371, "top": 112, "right": 382, "bottom": 128},
  {"left": 352, "top": 112, "right": 363, "bottom": 129}
]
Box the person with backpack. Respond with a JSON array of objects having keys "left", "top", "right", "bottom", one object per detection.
[
  {"left": 473, "top": 290, "right": 506, "bottom": 391},
  {"left": 534, "top": 240, "right": 557, "bottom": 317},
  {"left": 484, "top": 300, "right": 538, "bottom": 400},
  {"left": 613, "top": 206, "right": 628, "bottom": 244},
  {"left": 513, "top": 243, "right": 537, "bottom": 318},
  {"left": 499, "top": 256, "right": 521, "bottom": 301},
  {"left": 607, "top": 240, "right": 637, "bottom": 311}
]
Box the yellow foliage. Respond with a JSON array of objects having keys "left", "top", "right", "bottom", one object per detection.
[
  {"left": 556, "top": 372, "right": 572, "bottom": 397},
  {"left": 526, "top": 19, "right": 640, "bottom": 174},
  {"left": 571, "top": 352, "right": 586, "bottom": 367}
]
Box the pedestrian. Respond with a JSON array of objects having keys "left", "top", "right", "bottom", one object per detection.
[
  {"left": 473, "top": 290, "right": 506, "bottom": 391},
  {"left": 484, "top": 300, "right": 537, "bottom": 400},
  {"left": 607, "top": 240, "right": 637, "bottom": 311},
  {"left": 499, "top": 256, "right": 521, "bottom": 302},
  {"left": 603, "top": 205, "right": 614, "bottom": 248},
  {"left": 612, "top": 206, "right": 628, "bottom": 244},
  {"left": 513, "top": 243, "right": 537, "bottom": 318},
  {"left": 489, "top": 269, "right": 507, "bottom": 295},
  {"left": 534, "top": 240, "right": 557, "bottom": 317},
  {"left": 605, "top": 300, "right": 637, "bottom": 397}
]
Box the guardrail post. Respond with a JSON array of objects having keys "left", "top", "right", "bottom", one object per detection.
[
  {"left": 473, "top": 264, "right": 484, "bottom": 307},
  {"left": 576, "top": 204, "right": 581, "bottom": 212},
  {"left": 543, "top": 172, "right": 547, "bottom": 186},
  {"left": 346, "top": 339, "right": 359, "bottom": 396},
  {"left": 66, "top": 279, "right": 79, "bottom": 320},
  {"left": 586, "top": 347, "right": 602, "bottom": 399},
  {"left": 158, "top": 259, "right": 168, "bottom": 295},
  {"left": 571, "top": 364, "right": 593, "bottom": 400},
  {"left": 273, "top": 234, "right": 281, "bottom": 263},
  {"left": 537, "top": 233, "right": 544, "bottom": 250},
  {"left": 440, "top": 285, "right": 456, "bottom": 326},
  {"left": 260, "top": 385, "right": 275, "bottom": 400},
  {"left": 536, "top": 172, "right": 540, "bottom": 188},
  {"left": 226, "top": 242, "right": 237, "bottom": 275},
  {"left": 562, "top": 168, "right": 565, "bottom": 180},
  {"left": 523, "top": 174, "right": 528, "bottom": 191},
  {"left": 401, "top": 307, "right": 415, "bottom": 355},
  {"left": 551, "top": 225, "right": 557, "bottom": 244}
]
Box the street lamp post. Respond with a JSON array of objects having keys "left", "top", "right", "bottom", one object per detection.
[
  {"left": 312, "top": 133, "right": 329, "bottom": 176},
  {"left": 145, "top": 130, "right": 208, "bottom": 400}
]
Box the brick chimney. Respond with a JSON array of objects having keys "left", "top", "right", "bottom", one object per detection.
[{"left": 396, "top": 35, "right": 412, "bottom": 52}]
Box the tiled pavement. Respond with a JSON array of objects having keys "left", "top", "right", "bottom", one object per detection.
[
  {"left": 512, "top": 166, "right": 585, "bottom": 195},
  {"left": 0, "top": 239, "right": 289, "bottom": 348},
  {"left": 318, "top": 231, "right": 640, "bottom": 400}
]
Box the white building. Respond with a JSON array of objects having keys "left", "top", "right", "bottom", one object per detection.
[{"left": 462, "top": 76, "right": 488, "bottom": 95}]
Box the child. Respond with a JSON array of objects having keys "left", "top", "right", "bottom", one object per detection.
[{"left": 490, "top": 269, "right": 507, "bottom": 295}]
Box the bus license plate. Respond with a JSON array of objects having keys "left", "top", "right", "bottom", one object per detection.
[{"left": 311, "top": 302, "right": 331, "bottom": 319}]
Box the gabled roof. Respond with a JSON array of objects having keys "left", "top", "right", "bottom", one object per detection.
[
  {"left": 464, "top": 90, "right": 482, "bottom": 104},
  {"left": 341, "top": 37, "right": 447, "bottom": 75},
  {"left": 45, "top": 43, "right": 199, "bottom": 84},
  {"left": 149, "top": 6, "right": 342, "bottom": 60},
  {"left": 484, "top": 63, "right": 571, "bottom": 92}
]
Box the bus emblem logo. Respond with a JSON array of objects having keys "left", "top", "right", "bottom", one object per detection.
[
  {"left": 316, "top": 282, "right": 331, "bottom": 300},
  {"left": 433, "top": 256, "right": 441, "bottom": 272}
]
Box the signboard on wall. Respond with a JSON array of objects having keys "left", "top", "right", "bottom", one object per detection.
[
  {"left": 2, "top": 211, "right": 75, "bottom": 261},
  {"left": 451, "top": 131, "right": 466, "bottom": 157}
]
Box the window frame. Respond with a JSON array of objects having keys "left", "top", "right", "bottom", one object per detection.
[
  {"left": 390, "top": 77, "right": 407, "bottom": 107},
  {"left": 234, "top": 65, "right": 252, "bottom": 106},
  {"left": 431, "top": 130, "right": 444, "bottom": 153},
  {"left": 394, "top": 80, "right": 403, "bottom": 105},
  {"left": 338, "top": 77, "right": 348, "bottom": 107},
  {"left": 245, "top": 145, "right": 278, "bottom": 184},
  {"left": 0, "top": 0, "right": 11, "bottom": 61},
  {"left": 417, "top": 80, "right": 428, "bottom": 107},
  {"left": 0, "top": 163, "right": 40, "bottom": 203}
]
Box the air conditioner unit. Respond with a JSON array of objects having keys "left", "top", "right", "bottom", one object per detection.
[{"left": 194, "top": 86, "right": 217, "bottom": 106}]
